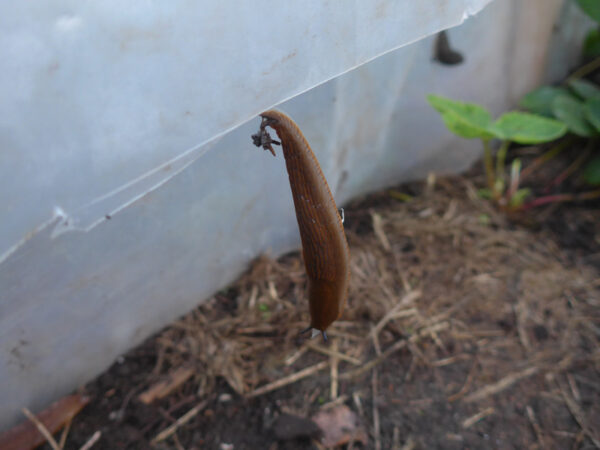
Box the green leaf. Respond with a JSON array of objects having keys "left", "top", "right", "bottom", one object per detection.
[
  {"left": 439, "top": 112, "right": 489, "bottom": 139},
  {"left": 583, "top": 28, "right": 600, "bottom": 58},
  {"left": 477, "top": 188, "right": 493, "bottom": 199},
  {"left": 584, "top": 156, "right": 600, "bottom": 185},
  {"left": 577, "top": 0, "right": 600, "bottom": 23},
  {"left": 568, "top": 79, "right": 600, "bottom": 100},
  {"left": 509, "top": 188, "right": 531, "bottom": 207},
  {"left": 585, "top": 98, "right": 600, "bottom": 131},
  {"left": 552, "top": 95, "right": 597, "bottom": 137},
  {"left": 519, "top": 86, "right": 571, "bottom": 117},
  {"left": 427, "top": 95, "right": 495, "bottom": 139},
  {"left": 492, "top": 112, "right": 567, "bottom": 144}
]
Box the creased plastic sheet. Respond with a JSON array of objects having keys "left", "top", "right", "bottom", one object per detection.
[
  {"left": 0, "top": 0, "right": 493, "bottom": 264},
  {"left": 1, "top": 0, "right": 579, "bottom": 430}
]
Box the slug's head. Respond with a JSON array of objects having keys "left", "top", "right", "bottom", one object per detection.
[{"left": 251, "top": 115, "right": 280, "bottom": 156}]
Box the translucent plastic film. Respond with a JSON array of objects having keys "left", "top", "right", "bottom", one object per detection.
[{"left": 0, "top": 0, "right": 492, "bottom": 262}]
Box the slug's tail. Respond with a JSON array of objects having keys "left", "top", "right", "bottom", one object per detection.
[{"left": 300, "top": 326, "right": 328, "bottom": 342}]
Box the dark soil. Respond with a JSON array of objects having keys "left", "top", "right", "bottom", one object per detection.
[{"left": 31, "top": 162, "right": 600, "bottom": 449}]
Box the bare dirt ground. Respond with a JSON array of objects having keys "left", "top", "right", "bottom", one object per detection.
[{"left": 37, "top": 158, "right": 600, "bottom": 449}]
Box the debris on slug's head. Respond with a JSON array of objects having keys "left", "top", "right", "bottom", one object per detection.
[{"left": 251, "top": 116, "right": 280, "bottom": 156}]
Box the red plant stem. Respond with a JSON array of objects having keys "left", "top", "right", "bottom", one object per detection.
[
  {"left": 544, "top": 146, "right": 591, "bottom": 192},
  {"left": 521, "top": 189, "right": 600, "bottom": 210},
  {"left": 519, "top": 138, "right": 572, "bottom": 182},
  {"left": 521, "top": 194, "right": 574, "bottom": 209}
]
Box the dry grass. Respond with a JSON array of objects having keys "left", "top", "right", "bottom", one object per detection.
[{"left": 131, "top": 175, "right": 599, "bottom": 447}]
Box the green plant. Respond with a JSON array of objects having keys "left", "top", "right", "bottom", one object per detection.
[
  {"left": 427, "top": 95, "right": 567, "bottom": 209},
  {"left": 427, "top": 1, "right": 600, "bottom": 212},
  {"left": 578, "top": 0, "right": 600, "bottom": 58},
  {"left": 518, "top": 76, "right": 600, "bottom": 202},
  {"left": 522, "top": 80, "right": 600, "bottom": 137}
]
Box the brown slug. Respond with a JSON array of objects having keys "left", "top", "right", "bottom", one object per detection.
[{"left": 252, "top": 110, "right": 350, "bottom": 340}]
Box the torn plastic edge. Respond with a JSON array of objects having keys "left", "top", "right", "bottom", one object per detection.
[
  {"left": 0, "top": 213, "right": 61, "bottom": 266},
  {"left": 50, "top": 138, "right": 218, "bottom": 239},
  {"left": 0, "top": 138, "right": 217, "bottom": 266},
  {"left": 248, "top": 0, "right": 493, "bottom": 117},
  {"left": 1, "top": 0, "right": 494, "bottom": 266}
]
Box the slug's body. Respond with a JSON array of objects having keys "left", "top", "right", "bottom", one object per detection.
[{"left": 252, "top": 110, "right": 350, "bottom": 338}]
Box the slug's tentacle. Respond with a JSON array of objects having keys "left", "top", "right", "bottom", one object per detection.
[{"left": 252, "top": 110, "right": 350, "bottom": 340}]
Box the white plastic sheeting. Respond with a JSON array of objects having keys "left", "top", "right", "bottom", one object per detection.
[
  {"left": 0, "top": 0, "right": 492, "bottom": 264},
  {"left": 0, "top": 0, "right": 576, "bottom": 429}
]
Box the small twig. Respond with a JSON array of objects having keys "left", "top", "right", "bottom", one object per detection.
[
  {"left": 464, "top": 366, "right": 539, "bottom": 403},
  {"left": 330, "top": 340, "right": 339, "bottom": 400},
  {"left": 58, "top": 419, "right": 72, "bottom": 449},
  {"left": 138, "top": 366, "right": 195, "bottom": 404},
  {"left": 267, "top": 280, "right": 279, "bottom": 301},
  {"left": 21, "top": 407, "right": 60, "bottom": 450},
  {"left": 372, "top": 212, "right": 391, "bottom": 251},
  {"left": 407, "top": 341, "right": 430, "bottom": 366},
  {"left": 306, "top": 342, "right": 362, "bottom": 365},
  {"left": 172, "top": 433, "right": 185, "bottom": 450},
  {"left": 341, "top": 322, "right": 449, "bottom": 380},
  {"left": 514, "top": 301, "right": 531, "bottom": 351},
  {"left": 567, "top": 374, "right": 581, "bottom": 403},
  {"left": 558, "top": 381, "right": 600, "bottom": 447},
  {"left": 151, "top": 400, "right": 208, "bottom": 444},
  {"left": 371, "top": 291, "right": 422, "bottom": 338},
  {"left": 448, "top": 359, "right": 477, "bottom": 402},
  {"left": 285, "top": 346, "right": 308, "bottom": 366},
  {"left": 340, "top": 340, "right": 406, "bottom": 381},
  {"left": 320, "top": 395, "right": 349, "bottom": 410},
  {"left": 79, "top": 431, "right": 101, "bottom": 450},
  {"left": 247, "top": 361, "right": 329, "bottom": 397},
  {"left": 372, "top": 370, "right": 381, "bottom": 450},
  {"left": 432, "top": 354, "right": 470, "bottom": 367},
  {"left": 353, "top": 392, "right": 364, "bottom": 418},
  {"left": 324, "top": 330, "right": 364, "bottom": 341},
  {"left": 371, "top": 325, "right": 382, "bottom": 357},
  {"left": 526, "top": 405, "right": 545, "bottom": 449},
  {"left": 462, "top": 407, "right": 495, "bottom": 428}
]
